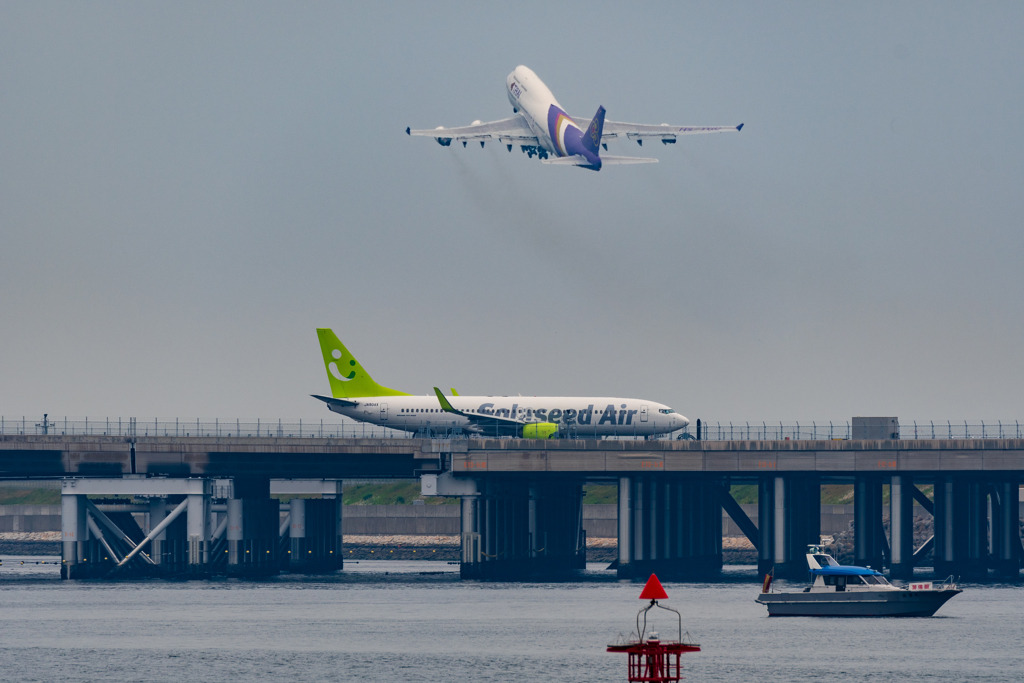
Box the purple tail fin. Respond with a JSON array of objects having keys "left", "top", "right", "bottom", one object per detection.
[{"left": 580, "top": 106, "right": 605, "bottom": 156}]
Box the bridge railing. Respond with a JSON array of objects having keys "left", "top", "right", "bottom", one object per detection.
[
  {"left": 697, "top": 421, "right": 1024, "bottom": 441},
  {"left": 0, "top": 416, "right": 411, "bottom": 439},
  {"left": 2, "top": 416, "right": 1021, "bottom": 441}
]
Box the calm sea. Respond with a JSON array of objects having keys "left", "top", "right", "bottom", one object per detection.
[{"left": 0, "top": 558, "right": 1022, "bottom": 682}]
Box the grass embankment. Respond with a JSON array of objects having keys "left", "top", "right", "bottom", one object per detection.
[
  {"left": 728, "top": 484, "right": 935, "bottom": 505},
  {"left": 0, "top": 489, "right": 60, "bottom": 505}
]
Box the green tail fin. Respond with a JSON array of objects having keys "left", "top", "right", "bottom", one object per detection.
[{"left": 316, "top": 329, "right": 410, "bottom": 398}]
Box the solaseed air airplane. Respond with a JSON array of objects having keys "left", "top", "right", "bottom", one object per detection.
[
  {"left": 311, "top": 329, "right": 689, "bottom": 439},
  {"left": 406, "top": 65, "right": 742, "bottom": 170}
]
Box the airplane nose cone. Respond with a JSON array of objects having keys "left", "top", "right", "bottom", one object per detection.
[{"left": 676, "top": 414, "right": 690, "bottom": 429}]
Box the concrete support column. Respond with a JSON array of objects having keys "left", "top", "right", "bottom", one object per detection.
[
  {"left": 855, "top": 477, "right": 885, "bottom": 570},
  {"left": 149, "top": 499, "right": 167, "bottom": 566},
  {"left": 773, "top": 476, "right": 786, "bottom": 568},
  {"left": 528, "top": 485, "right": 538, "bottom": 558},
  {"left": 934, "top": 476, "right": 989, "bottom": 578},
  {"left": 226, "top": 478, "right": 278, "bottom": 577},
  {"left": 934, "top": 476, "right": 955, "bottom": 576},
  {"left": 757, "top": 477, "right": 775, "bottom": 576},
  {"left": 460, "top": 494, "right": 480, "bottom": 578},
  {"left": 618, "top": 477, "right": 632, "bottom": 570},
  {"left": 632, "top": 477, "right": 645, "bottom": 563},
  {"left": 466, "top": 478, "right": 581, "bottom": 580},
  {"left": 60, "top": 493, "right": 86, "bottom": 579},
  {"left": 535, "top": 482, "right": 585, "bottom": 571},
  {"left": 757, "top": 476, "right": 819, "bottom": 578},
  {"left": 186, "top": 491, "right": 209, "bottom": 576},
  {"left": 890, "top": 476, "right": 915, "bottom": 579},
  {"left": 336, "top": 493, "right": 344, "bottom": 571},
  {"left": 966, "top": 482, "right": 988, "bottom": 577},
  {"left": 288, "top": 496, "right": 343, "bottom": 573},
  {"left": 288, "top": 497, "right": 306, "bottom": 570},
  {"left": 994, "top": 481, "right": 1020, "bottom": 578},
  {"left": 618, "top": 477, "right": 721, "bottom": 580},
  {"left": 226, "top": 498, "right": 243, "bottom": 570}
]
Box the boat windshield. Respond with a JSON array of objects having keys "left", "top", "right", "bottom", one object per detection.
[
  {"left": 813, "top": 554, "right": 839, "bottom": 567},
  {"left": 862, "top": 575, "right": 890, "bottom": 586}
]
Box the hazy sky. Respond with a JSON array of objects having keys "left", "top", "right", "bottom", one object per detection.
[{"left": 2, "top": 2, "right": 1022, "bottom": 425}]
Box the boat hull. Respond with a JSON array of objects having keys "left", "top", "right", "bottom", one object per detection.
[{"left": 756, "top": 589, "right": 961, "bottom": 617}]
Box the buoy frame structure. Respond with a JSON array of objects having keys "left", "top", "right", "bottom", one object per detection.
[{"left": 636, "top": 574, "right": 680, "bottom": 643}]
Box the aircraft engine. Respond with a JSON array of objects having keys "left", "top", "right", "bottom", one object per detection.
[
  {"left": 436, "top": 137, "right": 452, "bottom": 146},
  {"left": 522, "top": 423, "right": 558, "bottom": 439}
]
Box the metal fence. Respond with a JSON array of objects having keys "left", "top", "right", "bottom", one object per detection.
[
  {"left": 696, "top": 420, "right": 1024, "bottom": 441},
  {"left": 1, "top": 416, "right": 1021, "bottom": 441},
  {"left": 0, "top": 416, "right": 409, "bottom": 439}
]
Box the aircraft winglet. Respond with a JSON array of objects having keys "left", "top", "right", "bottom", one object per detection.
[
  {"left": 737, "top": 123, "right": 744, "bottom": 131},
  {"left": 434, "top": 387, "right": 459, "bottom": 414}
]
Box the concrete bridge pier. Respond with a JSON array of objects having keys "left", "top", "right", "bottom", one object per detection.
[
  {"left": 287, "top": 496, "right": 343, "bottom": 573},
  {"left": 758, "top": 476, "right": 820, "bottom": 578},
  {"left": 57, "top": 478, "right": 213, "bottom": 579},
  {"left": 933, "top": 476, "right": 989, "bottom": 578},
  {"left": 854, "top": 477, "right": 886, "bottom": 571},
  {"left": 226, "top": 478, "right": 279, "bottom": 577},
  {"left": 186, "top": 489, "right": 210, "bottom": 577},
  {"left": 460, "top": 493, "right": 481, "bottom": 578},
  {"left": 991, "top": 481, "right": 1021, "bottom": 578},
  {"left": 477, "top": 478, "right": 529, "bottom": 579},
  {"left": 60, "top": 490, "right": 86, "bottom": 579},
  {"left": 149, "top": 498, "right": 166, "bottom": 570},
  {"left": 889, "top": 475, "right": 915, "bottom": 579},
  {"left": 531, "top": 481, "right": 586, "bottom": 573},
  {"left": 452, "top": 476, "right": 583, "bottom": 580},
  {"left": 617, "top": 476, "right": 722, "bottom": 580}
]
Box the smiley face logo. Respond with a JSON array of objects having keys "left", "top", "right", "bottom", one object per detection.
[{"left": 328, "top": 349, "right": 356, "bottom": 381}]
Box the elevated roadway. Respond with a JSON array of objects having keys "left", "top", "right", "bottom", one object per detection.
[
  {"left": 3, "top": 434, "right": 1024, "bottom": 479},
  {"left": 2, "top": 434, "right": 1020, "bottom": 582}
]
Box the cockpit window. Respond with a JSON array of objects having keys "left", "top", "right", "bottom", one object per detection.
[{"left": 658, "top": 409, "right": 675, "bottom": 414}]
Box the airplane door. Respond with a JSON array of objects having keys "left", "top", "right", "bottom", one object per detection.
[
  {"left": 380, "top": 403, "right": 388, "bottom": 421},
  {"left": 640, "top": 405, "right": 649, "bottom": 422}
]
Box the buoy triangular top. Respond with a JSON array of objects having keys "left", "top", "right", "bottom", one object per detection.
[{"left": 639, "top": 573, "right": 668, "bottom": 600}]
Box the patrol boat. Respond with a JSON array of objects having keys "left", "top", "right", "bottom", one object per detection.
[{"left": 756, "top": 545, "right": 961, "bottom": 617}]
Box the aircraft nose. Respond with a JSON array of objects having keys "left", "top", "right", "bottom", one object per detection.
[{"left": 676, "top": 414, "right": 690, "bottom": 429}]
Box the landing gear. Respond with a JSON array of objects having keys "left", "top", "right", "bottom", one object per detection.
[{"left": 519, "top": 145, "right": 549, "bottom": 160}]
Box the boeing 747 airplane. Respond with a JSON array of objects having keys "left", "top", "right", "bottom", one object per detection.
[
  {"left": 311, "top": 329, "right": 689, "bottom": 439},
  {"left": 406, "top": 65, "right": 742, "bottom": 170}
]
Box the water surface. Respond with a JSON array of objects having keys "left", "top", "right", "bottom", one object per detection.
[{"left": 0, "top": 558, "right": 1021, "bottom": 682}]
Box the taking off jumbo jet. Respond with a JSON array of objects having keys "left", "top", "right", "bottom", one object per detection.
[
  {"left": 311, "top": 329, "right": 689, "bottom": 439},
  {"left": 406, "top": 65, "right": 742, "bottom": 170}
]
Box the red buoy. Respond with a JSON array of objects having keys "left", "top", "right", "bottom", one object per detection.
[{"left": 607, "top": 575, "right": 700, "bottom": 682}]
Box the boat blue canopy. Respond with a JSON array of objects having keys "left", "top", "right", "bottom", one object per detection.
[{"left": 811, "top": 565, "right": 883, "bottom": 577}]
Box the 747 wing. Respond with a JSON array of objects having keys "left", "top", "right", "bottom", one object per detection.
[
  {"left": 406, "top": 115, "right": 537, "bottom": 148},
  {"left": 573, "top": 116, "right": 743, "bottom": 147}
]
